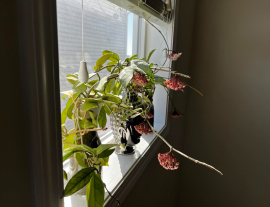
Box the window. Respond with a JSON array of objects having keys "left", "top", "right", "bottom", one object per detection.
[
  {"left": 57, "top": 0, "right": 173, "bottom": 206},
  {"left": 57, "top": 0, "right": 145, "bottom": 137}
]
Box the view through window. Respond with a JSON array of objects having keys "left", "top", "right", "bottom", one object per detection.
[{"left": 57, "top": 0, "right": 144, "bottom": 137}]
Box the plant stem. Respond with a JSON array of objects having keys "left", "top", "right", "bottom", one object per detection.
[
  {"left": 104, "top": 183, "right": 121, "bottom": 206},
  {"left": 145, "top": 19, "right": 169, "bottom": 66},
  {"left": 183, "top": 82, "right": 204, "bottom": 96},
  {"left": 163, "top": 87, "right": 183, "bottom": 115},
  {"left": 67, "top": 128, "right": 107, "bottom": 135},
  {"left": 146, "top": 119, "right": 223, "bottom": 176},
  {"left": 152, "top": 67, "right": 191, "bottom": 79}
]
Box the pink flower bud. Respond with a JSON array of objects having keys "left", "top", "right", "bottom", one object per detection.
[{"left": 168, "top": 51, "right": 182, "bottom": 61}]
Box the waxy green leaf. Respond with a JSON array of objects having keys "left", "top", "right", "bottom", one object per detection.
[
  {"left": 96, "top": 144, "right": 118, "bottom": 155},
  {"left": 86, "top": 173, "right": 104, "bottom": 207},
  {"left": 95, "top": 76, "right": 108, "bottom": 92},
  {"left": 61, "top": 108, "right": 67, "bottom": 125},
  {"left": 79, "top": 119, "right": 97, "bottom": 129},
  {"left": 63, "top": 133, "right": 75, "bottom": 150},
  {"left": 82, "top": 102, "right": 99, "bottom": 111},
  {"left": 63, "top": 144, "right": 95, "bottom": 156},
  {"left": 95, "top": 54, "right": 112, "bottom": 70},
  {"left": 98, "top": 106, "right": 107, "bottom": 128},
  {"left": 75, "top": 153, "right": 88, "bottom": 168},
  {"left": 132, "top": 59, "right": 153, "bottom": 78},
  {"left": 102, "top": 50, "right": 119, "bottom": 62},
  {"left": 63, "top": 167, "right": 96, "bottom": 197},
  {"left": 63, "top": 170, "right": 68, "bottom": 181},
  {"left": 98, "top": 148, "right": 115, "bottom": 158},
  {"left": 119, "top": 67, "right": 134, "bottom": 87},
  {"left": 147, "top": 49, "right": 156, "bottom": 62}
]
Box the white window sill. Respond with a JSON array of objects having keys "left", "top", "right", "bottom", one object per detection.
[{"left": 64, "top": 121, "right": 166, "bottom": 207}]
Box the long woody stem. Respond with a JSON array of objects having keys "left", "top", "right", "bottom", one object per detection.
[
  {"left": 146, "top": 119, "right": 223, "bottom": 176},
  {"left": 152, "top": 67, "right": 191, "bottom": 79}
]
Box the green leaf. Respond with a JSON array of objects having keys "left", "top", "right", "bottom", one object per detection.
[
  {"left": 63, "top": 167, "right": 96, "bottom": 197},
  {"left": 86, "top": 173, "right": 104, "bottom": 207},
  {"left": 119, "top": 67, "right": 134, "bottom": 87},
  {"left": 75, "top": 153, "right": 88, "bottom": 168},
  {"left": 61, "top": 90, "right": 74, "bottom": 99},
  {"left": 101, "top": 94, "right": 121, "bottom": 104},
  {"left": 95, "top": 76, "right": 108, "bottom": 92},
  {"left": 132, "top": 60, "right": 153, "bottom": 78},
  {"left": 96, "top": 144, "right": 118, "bottom": 155},
  {"left": 107, "top": 61, "right": 117, "bottom": 66},
  {"left": 82, "top": 102, "right": 99, "bottom": 111},
  {"left": 129, "top": 54, "right": 138, "bottom": 60},
  {"left": 67, "top": 104, "right": 74, "bottom": 119},
  {"left": 143, "top": 96, "right": 151, "bottom": 103},
  {"left": 154, "top": 75, "right": 166, "bottom": 85},
  {"left": 61, "top": 108, "right": 67, "bottom": 125},
  {"left": 73, "top": 81, "right": 87, "bottom": 93},
  {"left": 105, "top": 79, "right": 117, "bottom": 94},
  {"left": 103, "top": 104, "right": 111, "bottom": 116},
  {"left": 89, "top": 111, "right": 97, "bottom": 126},
  {"left": 63, "top": 144, "right": 95, "bottom": 156},
  {"left": 95, "top": 157, "right": 109, "bottom": 166},
  {"left": 98, "top": 106, "right": 107, "bottom": 128},
  {"left": 147, "top": 49, "right": 156, "bottom": 62},
  {"left": 63, "top": 170, "right": 68, "bottom": 181},
  {"left": 63, "top": 151, "right": 75, "bottom": 162},
  {"left": 120, "top": 108, "right": 142, "bottom": 121},
  {"left": 67, "top": 76, "right": 78, "bottom": 84},
  {"left": 106, "top": 62, "right": 117, "bottom": 72},
  {"left": 79, "top": 119, "right": 97, "bottom": 129},
  {"left": 120, "top": 103, "right": 133, "bottom": 108},
  {"left": 85, "top": 79, "right": 99, "bottom": 88},
  {"left": 102, "top": 50, "right": 119, "bottom": 62},
  {"left": 98, "top": 148, "right": 115, "bottom": 158},
  {"left": 95, "top": 54, "right": 112, "bottom": 70},
  {"left": 63, "top": 133, "right": 75, "bottom": 150},
  {"left": 66, "top": 92, "right": 80, "bottom": 119}
]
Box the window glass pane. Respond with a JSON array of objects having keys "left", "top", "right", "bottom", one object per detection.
[{"left": 57, "top": 0, "right": 141, "bottom": 136}]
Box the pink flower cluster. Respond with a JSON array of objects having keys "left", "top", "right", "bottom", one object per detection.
[
  {"left": 171, "top": 110, "right": 181, "bottom": 119},
  {"left": 168, "top": 51, "right": 182, "bottom": 61},
  {"left": 147, "top": 112, "right": 154, "bottom": 119},
  {"left": 134, "top": 121, "right": 152, "bottom": 135},
  {"left": 164, "top": 76, "right": 186, "bottom": 91},
  {"left": 158, "top": 152, "right": 179, "bottom": 170},
  {"left": 131, "top": 73, "right": 148, "bottom": 86}
]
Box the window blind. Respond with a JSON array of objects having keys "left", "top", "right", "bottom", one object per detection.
[{"left": 57, "top": 0, "right": 129, "bottom": 134}]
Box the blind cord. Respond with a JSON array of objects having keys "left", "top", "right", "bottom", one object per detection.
[{"left": 82, "top": 0, "right": 84, "bottom": 61}]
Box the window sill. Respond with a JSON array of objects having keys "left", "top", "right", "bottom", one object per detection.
[{"left": 64, "top": 121, "right": 169, "bottom": 207}]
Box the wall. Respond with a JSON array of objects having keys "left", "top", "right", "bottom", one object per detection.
[
  {"left": 122, "top": 1, "right": 197, "bottom": 206},
  {"left": 179, "top": 0, "right": 270, "bottom": 206}
]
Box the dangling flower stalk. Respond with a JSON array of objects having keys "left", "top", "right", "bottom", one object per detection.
[
  {"left": 145, "top": 19, "right": 169, "bottom": 66},
  {"left": 145, "top": 119, "right": 223, "bottom": 175}
]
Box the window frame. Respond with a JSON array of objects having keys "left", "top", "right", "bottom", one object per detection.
[{"left": 18, "top": 0, "right": 177, "bottom": 206}]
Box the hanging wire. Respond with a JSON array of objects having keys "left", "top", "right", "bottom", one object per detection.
[{"left": 82, "top": 0, "right": 84, "bottom": 61}]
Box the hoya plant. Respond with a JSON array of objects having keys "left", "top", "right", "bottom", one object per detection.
[{"left": 61, "top": 47, "right": 223, "bottom": 206}]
